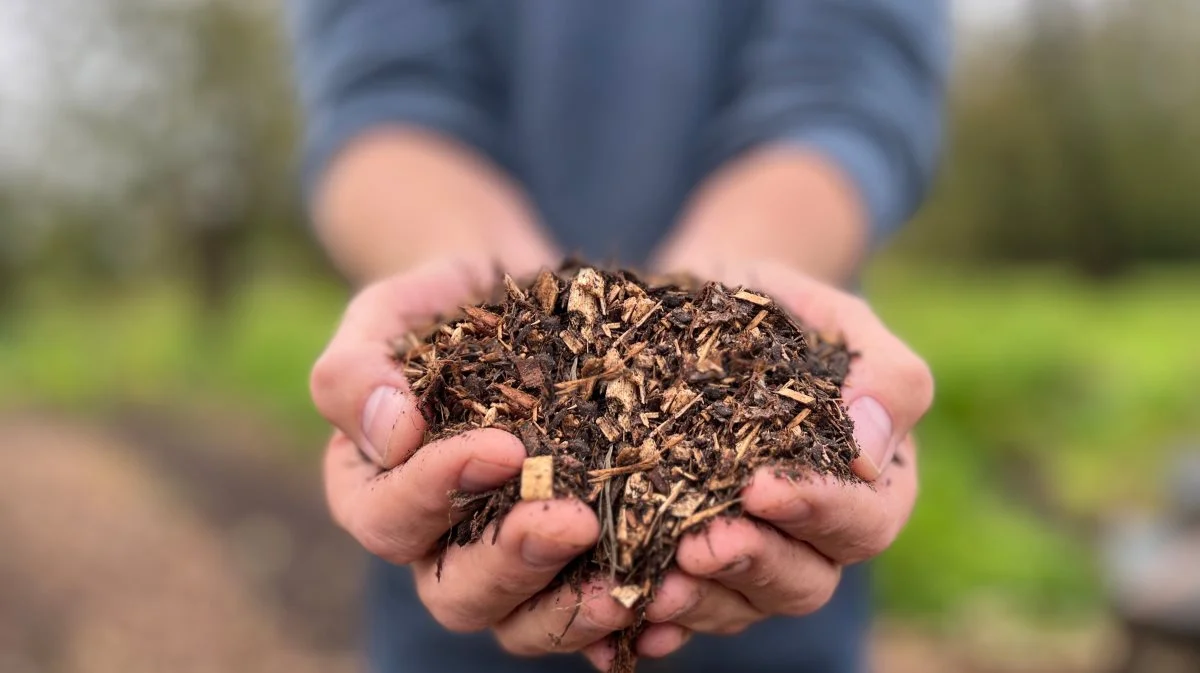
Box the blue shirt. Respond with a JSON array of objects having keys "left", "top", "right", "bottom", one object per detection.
[
  {"left": 286, "top": 1, "right": 950, "bottom": 671},
  {"left": 288, "top": 0, "right": 950, "bottom": 263}
]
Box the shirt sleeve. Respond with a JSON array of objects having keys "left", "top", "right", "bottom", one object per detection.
[
  {"left": 284, "top": 0, "right": 500, "bottom": 203},
  {"left": 704, "top": 0, "right": 952, "bottom": 242}
]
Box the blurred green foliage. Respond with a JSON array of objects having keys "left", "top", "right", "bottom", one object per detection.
[
  {"left": 900, "top": 0, "right": 1200, "bottom": 275},
  {"left": 865, "top": 264, "right": 1200, "bottom": 616}
]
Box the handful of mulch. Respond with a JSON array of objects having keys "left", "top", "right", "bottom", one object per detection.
[{"left": 395, "top": 264, "right": 860, "bottom": 673}]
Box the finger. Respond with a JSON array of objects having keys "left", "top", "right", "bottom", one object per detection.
[
  {"left": 672, "top": 517, "right": 839, "bottom": 618},
  {"left": 310, "top": 256, "right": 496, "bottom": 467},
  {"left": 742, "top": 436, "right": 919, "bottom": 564},
  {"left": 410, "top": 499, "right": 599, "bottom": 632},
  {"left": 582, "top": 621, "right": 691, "bottom": 668},
  {"left": 324, "top": 427, "right": 526, "bottom": 564},
  {"left": 747, "top": 262, "right": 934, "bottom": 481},
  {"left": 583, "top": 640, "right": 615, "bottom": 671},
  {"left": 636, "top": 623, "right": 692, "bottom": 659},
  {"left": 642, "top": 569, "right": 763, "bottom": 635},
  {"left": 494, "top": 579, "right": 634, "bottom": 656}
]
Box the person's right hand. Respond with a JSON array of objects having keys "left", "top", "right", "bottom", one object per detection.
[{"left": 312, "top": 257, "right": 643, "bottom": 661}]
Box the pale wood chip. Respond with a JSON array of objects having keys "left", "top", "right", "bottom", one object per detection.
[
  {"left": 785, "top": 407, "right": 812, "bottom": 431},
  {"left": 567, "top": 267, "right": 606, "bottom": 324},
  {"left": 668, "top": 492, "right": 705, "bottom": 518},
  {"left": 732, "top": 290, "right": 772, "bottom": 306},
  {"left": 696, "top": 330, "right": 721, "bottom": 363},
  {"left": 559, "top": 330, "right": 586, "bottom": 354},
  {"left": 587, "top": 457, "right": 659, "bottom": 482},
  {"left": 596, "top": 416, "right": 622, "bottom": 442},
  {"left": 610, "top": 585, "right": 643, "bottom": 609},
  {"left": 605, "top": 375, "right": 639, "bottom": 411},
  {"left": 503, "top": 274, "right": 526, "bottom": 301},
  {"left": 679, "top": 500, "right": 739, "bottom": 531},
  {"left": 734, "top": 422, "right": 762, "bottom": 460},
  {"left": 743, "top": 309, "right": 769, "bottom": 333},
  {"left": 520, "top": 455, "right": 555, "bottom": 500},
  {"left": 777, "top": 387, "right": 816, "bottom": 405}
]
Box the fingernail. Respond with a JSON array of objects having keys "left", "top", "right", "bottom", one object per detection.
[
  {"left": 459, "top": 456, "right": 521, "bottom": 492},
  {"left": 848, "top": 397, "right": 893, "bottom": 480},
  {"left": 521, "top": 533, "right": 583, "bottom": 568},
  {"left": 362, "top": 386, "right": 405, "bottom": 464}
]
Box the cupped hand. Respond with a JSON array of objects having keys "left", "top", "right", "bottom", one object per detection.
[
  {"left": 313, "top": 256, "right": 642, "bottom": 660},
  {"left": 583, "top": 261, "right": 933, "bottom": 668}
]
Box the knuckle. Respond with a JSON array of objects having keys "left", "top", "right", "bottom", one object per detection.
[
  {"left": 781, "top": 577, "right": 837, "bottom": 616},
  {"left": 843, "top": 522, "right": 896, "bottom": 564},
  {"left": 350, "top": 279, "right": 393, "bottom": 312},
  {"left": 495, "top": 631, "right": 546, "bottom": 657},
  {"left": 420, "top": 586, "right": 487, "bottom": 634},
  {"left": 309, "top": 346, "right": 352, "bottom": 419},
  {"left": 583, "top": 598, "right": 630, "bottom": 633},
  {"left": 900, "top": 353, "right": 935, "bottom": 411},
  {"left": 846, "top": 294, "right": 873, "bottom": 317},
  {"left": 429, "top": 603, "right": 484, "bottom": 633},
  {"left": 354, "top": 523, "right": 424, "bottom": 566},
  {"left": 712, "top": 619, "right": 752, "bottom": 636},
  {"left": 745, "top": 566, "right": 775, "bottom": 590}
]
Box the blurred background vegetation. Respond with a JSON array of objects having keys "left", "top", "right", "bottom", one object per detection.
[{"left": 1, "top": 0, "right": 1197, "bottom": 669}]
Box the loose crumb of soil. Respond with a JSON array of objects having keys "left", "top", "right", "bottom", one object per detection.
[{"left": 396, "top": 264, "right": 860, "bottom": 673}]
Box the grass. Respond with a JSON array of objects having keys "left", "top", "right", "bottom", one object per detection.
[
  {"left": 2, "top": 264, "right": 1198, "bottom": 619},
  {"left": 863, "top": 264, "right": 1200, "bottom": 616}
]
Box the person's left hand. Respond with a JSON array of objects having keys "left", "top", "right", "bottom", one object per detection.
[{"left": 581, "top": 261, "right": 934, "bottom": 669}]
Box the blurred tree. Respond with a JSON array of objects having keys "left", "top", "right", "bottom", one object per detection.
[
  {"left": 899, "top": 0, "right": 1200, "bottom": 270},
  {"left": 1025, "top": 0, "right": 1126, "bottom": 278},
  {"left": 5, "top": 0, "right": 302, "bottom": 323}
]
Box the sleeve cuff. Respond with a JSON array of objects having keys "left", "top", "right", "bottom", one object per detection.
[
  {"left": 301, "top": 86, "right": 498, "bottom": 208},
  {"left": 782, "top": 125, "right": 907, "bottom": 246}
]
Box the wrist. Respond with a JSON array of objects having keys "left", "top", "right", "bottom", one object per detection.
[
  {"left": 314, "top": 128, "right": 560, "bottom": 284},
  {"left": 650, "top": 147, "right": 869, "bottom": 287}
]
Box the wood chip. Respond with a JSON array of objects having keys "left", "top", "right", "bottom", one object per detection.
[
  {"left": 732, "top": 290, "right": 772, "bottom": 306},
  {"left": 560, "top": 330, "right": 586, "bottom": 354},
  {"left": 785, "top": 407, "right": 812, "bottom": 431},
  {"left": 743, "top": 310, "right": 769, "bottom": 333},
  {"left": 679, "top": 500, "right": 739, "bottom": 531},
  {"left": 734, "top": 422, "right": 762, "bottom": 460},
  {"left": 668, "top": 492, "right": 705, "bottom": 518},
  {"left": 532, "top": 270, "right": 559, "bottom": 313},
  {"left": 587, "top": 457, "right": 659, "bottom": 483},
  {"left": 515, "top": 358, "right": 545, "bottom": 389},
  {"left": 605, "top": 375, "right": 639, "bottom": 411},
  {"left": 494, "top": 383, "right": 538, "bottom": 413},
  {"left": 596, "top": 416, "right": 623, "bottom": 442},
  {"left": 567, "top": 267, "right": 606, "bottom": 324},
  {"left": 462, "top": 305, "right": 500, "bottom": 329},
  {"left": 520, "top": 455, "right": 554, "bottom": 501},
  {"left": 610, "top": 585, "right": 643, "bottom": 609},
  {"left": 503, "top": 274, "right": 526, "bottom": 301},
  {"left": 777, "top": 387, "right": 816, "bottom": 405}
]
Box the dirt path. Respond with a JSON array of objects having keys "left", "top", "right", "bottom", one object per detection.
[{"left": 0, "top": 411, "right": 361, "bottom": 673}]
